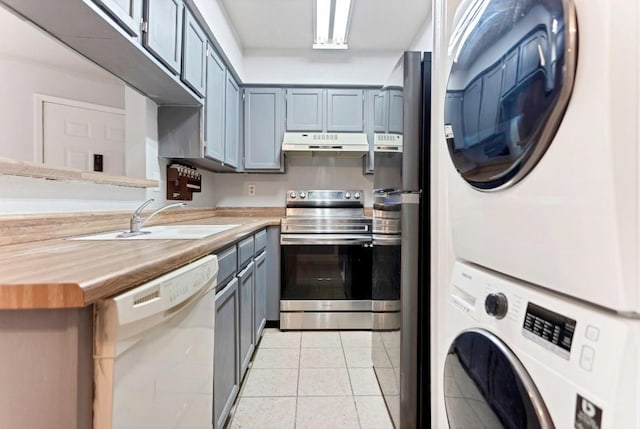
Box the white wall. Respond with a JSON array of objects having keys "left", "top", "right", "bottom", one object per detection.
[
  {"left": 409, "top": 13, "right": 435, "bottom": 52},
  {"left": 242, "top": 49, "right": 401, "bottom": 85},
  {"left": 211, "top": 156, "right": 373, "bottom": 207},
  {"left": 0, "top": 56, "right": 125, "bottom": 163},
  {"left": 192, "top": 0, "right": 245, "bottom": 80}
]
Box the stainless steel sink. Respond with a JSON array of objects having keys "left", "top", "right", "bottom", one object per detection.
[{"left": 69, "top": 224, "right": 240, "bottom": 240}]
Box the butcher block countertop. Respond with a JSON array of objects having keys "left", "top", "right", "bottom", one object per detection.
[{"left": 0, "top": 210, "right": 283, "bottom": 310}]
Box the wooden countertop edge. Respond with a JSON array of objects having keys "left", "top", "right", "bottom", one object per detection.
[
  {"left": 0, "top": 156, "right": 159, "bottom": 188},
  {"left": 0, "top": 217, "right": 281, "bottom": 310}
]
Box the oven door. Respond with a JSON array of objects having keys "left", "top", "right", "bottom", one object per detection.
[{"left": 280, "top": 234, "right": 373, "bottom": 302}]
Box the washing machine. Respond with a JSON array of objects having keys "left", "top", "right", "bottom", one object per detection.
[
  {"left": 443, "top": 0, "right": 640, "bottom": 313},
  {"left": 440, "top": 261, "right": 640, "bottom": 428}
]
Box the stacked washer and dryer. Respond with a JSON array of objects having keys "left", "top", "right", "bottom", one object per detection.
[{"left": 441, "top": 0, "right": 640, "bottom": 427}]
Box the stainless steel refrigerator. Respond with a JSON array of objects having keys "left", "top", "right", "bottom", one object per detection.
[{"left": 372, "top": 51, "right": 431, "bottom": 429}]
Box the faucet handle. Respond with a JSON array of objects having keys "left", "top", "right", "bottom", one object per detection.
[{"left": 133, "top": 198, "right": 155, "bottom": 218}]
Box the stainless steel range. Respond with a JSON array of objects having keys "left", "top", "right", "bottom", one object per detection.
[{"left": 280, "top": 189, "right": 373, "bottom": 330}]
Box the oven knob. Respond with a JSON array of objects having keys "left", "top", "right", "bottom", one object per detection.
[
  {"left": 289, "top": 191, "right": 297, "bottom": 199},
  {"left": 485, "top": 293, "right": 508, "bottom": 319},
  {"left": 299, "top": 192, "right": 307, "bottom": 199},
  {"left": 345, "top": 192, "right": 352, "bottom": 199},
  {"left": 354, "top": 192, "right": 361, "bottom": 200}
]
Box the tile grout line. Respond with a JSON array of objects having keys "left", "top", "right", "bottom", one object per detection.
[
  {"left": 340, "top": 332, "right": 364, "bottom": 429},
  {"left": 294, "top": 331, "right": 302, "bottom": 429}
]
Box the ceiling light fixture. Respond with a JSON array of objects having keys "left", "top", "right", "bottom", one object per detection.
[{"left": 313, "top": 0, "right": 353, "bottom": 50}]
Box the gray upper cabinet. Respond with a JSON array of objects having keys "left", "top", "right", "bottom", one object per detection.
[
  {"left": 94, "top": 0, "right": 143, "bottom": 37},
  {"left": 286, "top": 88, "right": 324, "bottom": 131},
  {"left": 224, "top": 73, "right": 240, "bottom": 168},
  {"left": 205, "top": 47, "right": 226, "bottom": 162},
  {"left": 244, "top": 88, "right": 284, "bottom": 171},
  {"left": 363, "top": 90, "right": 377, "bottom": 174},
  {"left": 181, "top": 7, "right": 206, "bottom": 97},
  {"left": 373, "top": 91, "right": 388, "bottom": 132},
  {"left": 388, "top": 89, "right": 404, "bottom": 134},
  {"left": 143, "top": 0, "right": 184, "bottom": 74},
  {"left": 327, "top": 89, "right": 364, "bottom": 132}
]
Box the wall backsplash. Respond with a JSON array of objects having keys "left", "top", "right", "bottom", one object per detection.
[{"left": 212, "top": 156, "right": 374, "bottom": 207}]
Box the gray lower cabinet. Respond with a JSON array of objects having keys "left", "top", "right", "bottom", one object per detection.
[
  {"left": 238, "top": 260, "right": 255, "bottom": 378},
  {"left": 254, "top": 251, "right": 267, "bottom": 340},
  {"left": 214, "top": 277, "right": 240, "bottom": 429},
  {"left": 143, "top": 0, "right": 184, "bottom": 74},
  {"left": 181, "top": 6, "right": 206, "bottom": 97},
  {"left": 244, "top": 88, "right": 284, "bottom": 171},
  {"left": 266, "top": 226, "right": 281, "bottom": 321},
  {"left": 94, "top": 0, "right": 143, "bottom": 37},
  {"left": 326, "top": 89, "right": 364, "bottom": 132},
  {"left": 286, "top": 88, "right": 324, "bottom": 131}
]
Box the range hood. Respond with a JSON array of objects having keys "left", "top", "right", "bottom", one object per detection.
[
  {"left": 374, "top": 133, "right": 403, "bottom": 152},
  {"left": 283, "top": 132, "right": 369, "bottom": 157}
]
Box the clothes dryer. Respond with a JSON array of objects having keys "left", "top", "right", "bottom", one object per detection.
[
  {"left": 440, "top": 262, "right": 640, "bottom": 428},
  {"left": 444, "top": 0, "right": 640, "bottom": 312}
]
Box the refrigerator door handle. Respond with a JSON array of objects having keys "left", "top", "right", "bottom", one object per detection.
[{"left": 400, "top": 190, "right": 422, "bottom": 205}]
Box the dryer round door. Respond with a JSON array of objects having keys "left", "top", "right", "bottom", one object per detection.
[
  {"left": 444, "top": 329, "right": 554, "bottom": 429},
  {"left": 444, "top": 0, "right": 578, "bottom": 190}
]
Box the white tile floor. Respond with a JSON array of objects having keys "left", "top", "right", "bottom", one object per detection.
[{"left": 228, "top": 329, "right": 394, "bottom": 429}]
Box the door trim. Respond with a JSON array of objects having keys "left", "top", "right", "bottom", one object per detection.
[{"left": 34, "top": 94, "right": 125, "bottom": 164}]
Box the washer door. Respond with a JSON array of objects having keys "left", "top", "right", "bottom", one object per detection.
[
  {"left": 444, "top": 0, "right": 578, "bottom": 190},
  {"left": 444, "top": 329, "right": 554, "bottom": 429}
]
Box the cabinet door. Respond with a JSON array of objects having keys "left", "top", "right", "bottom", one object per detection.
[
  {"left": 238, "top": 261, "right": 255, "bottom": 379},
  {"left": 254, "top": 251, "right": 267, "bottom": 341},
  {"left": 373, "top": 91, "right": 388, "bottom": 132},
  {"left": 214, "top": 278, "right": 240, "bottom": 429},
  {"left": 94, "top": 0, "right": 143, "bottom": 37},
  {"left": 244, "top": 88, "right": 284, "bottom": 170},
  {"left": 327, "top": 89, "right": 364, "bottom": 132},
  {"left": 286, "top": 88, "right": 324, "bottom": 131},
  {"left": 388, "top": 89, "right": 404, "bottom": 134},
  {"left": 205, "top": 47, "right": 226, "bottom": 162},
  {"left": 181, "top": 7, "right": 206, "bottom": 96},
  {"left": 224, "top": 73, "right": 240, "bottom": 168},
  {"left": 363, "top": 89, "right": 377, "bottom": 174},
  {"left": 143, "top": 0, "right": 184, "bottom": 74}
]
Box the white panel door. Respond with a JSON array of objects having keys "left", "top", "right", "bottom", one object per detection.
[{"left": 43, "top": 102, "right": 125, "bottom": 175}]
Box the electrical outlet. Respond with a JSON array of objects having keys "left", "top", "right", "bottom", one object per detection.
[{"left": 247, "top": 183, "right": 256, "bottom": 196}]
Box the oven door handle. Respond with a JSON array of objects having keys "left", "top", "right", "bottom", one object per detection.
[{"left": 280, "top": 234, "right": 373, "bottom": 246}]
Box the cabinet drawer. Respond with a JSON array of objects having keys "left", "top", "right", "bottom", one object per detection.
[
  {"left": 254, "top": 229, "right": 267, "bottom": 254},
  {"left": 217, "top": 245, "right": 237, "bottom": 287},
  {"left": 238, "top": 236, "right": 255, "bottom": 269}
]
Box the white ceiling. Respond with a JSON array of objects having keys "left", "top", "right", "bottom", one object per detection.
[{"left": 220, "top": 0, "right": 432, "bottom": 51}]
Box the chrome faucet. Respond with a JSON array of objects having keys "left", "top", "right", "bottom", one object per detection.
[{"left": 120, "top": 198, "right": 187, "bottom": 237}]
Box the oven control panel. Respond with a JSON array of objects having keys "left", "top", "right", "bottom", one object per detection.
[{"left": 286, "top": 189, "right": 363, "bottom": 203}]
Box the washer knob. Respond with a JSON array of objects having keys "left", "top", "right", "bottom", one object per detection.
[
  {"left": 345, "top": 192, "right": 352, "bottom": 199},
  {"left": 289, "top": 191, "right": 297, "bottom": 199},
  {"left": 299, "top": 192, "right": 307, "bottom": 199},
  {"left": 485, "top": 293, "right": 508, "bottom": 319},
  {"left": 354, "top": 192, "right": 361, "bottom": 200}
]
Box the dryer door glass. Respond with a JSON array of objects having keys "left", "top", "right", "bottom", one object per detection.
[
  {"left": 444, "top": 0, "right": 578, "bottom": 190},
  {"left": 444, "top": 330, "right": 554, "bottom": 429}
]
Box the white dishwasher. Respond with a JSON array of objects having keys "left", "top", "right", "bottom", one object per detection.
[{"left": 93, "top": 255, "right": 218, "bottom": 429}]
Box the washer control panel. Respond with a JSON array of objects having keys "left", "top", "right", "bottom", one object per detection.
[{"left": 522, "top": 302, "right": 576, "bottom": 360}]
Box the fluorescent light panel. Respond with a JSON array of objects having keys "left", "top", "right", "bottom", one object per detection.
[{"left": 314, "top": 0, "right": 352, "bottom": 49}]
